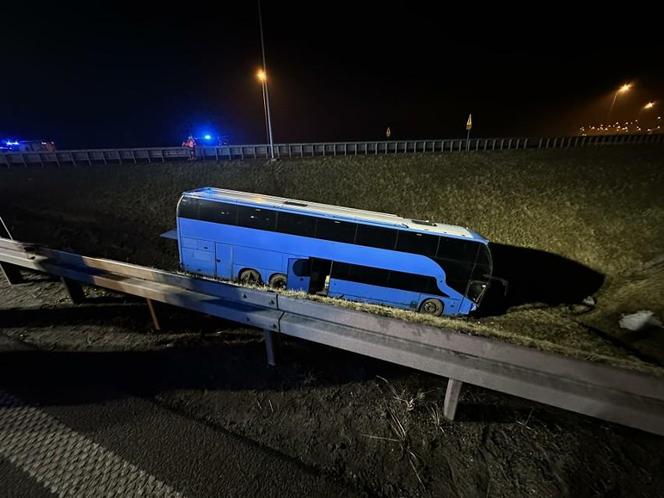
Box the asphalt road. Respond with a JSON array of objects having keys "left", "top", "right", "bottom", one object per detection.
[{"left": 0, "top": 346, "right": 359, "bottom": 498}]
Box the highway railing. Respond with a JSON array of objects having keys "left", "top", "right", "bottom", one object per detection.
[
  {"left": 1, "top": 236, "right": 663, "bottom": 436},
  {"left": 1, "top": 133, "right": 662, "bottom": 167}
]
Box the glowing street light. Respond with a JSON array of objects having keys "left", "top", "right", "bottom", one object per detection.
[
  {"left": 608, "top": 82, "right": 632, "bottom": 122},
  {"left": 256, "top": 67, "right": 274, "bottom": 160},
  {"left": 256, "top": 0, "right": 275, "bottom": 161},
  {"left": 636, "top": 101, "right": 657, "bottom": 128}
]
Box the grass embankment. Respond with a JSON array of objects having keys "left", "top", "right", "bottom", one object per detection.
[{"left": 1, "top": 145, "right": 663, "bottom": 371}]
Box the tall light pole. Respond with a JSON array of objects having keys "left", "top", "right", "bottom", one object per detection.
[
  {"left": 257, "top": 0, "right": 275, "bottom": 160},
  {"left": 607, "top": 83, "right": 632, "bottom": 123},
  {"left": 637, "top": 101, "right": 656, "bottom": 131}
]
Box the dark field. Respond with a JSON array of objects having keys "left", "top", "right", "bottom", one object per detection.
[
  {"left": 1, "top": 146, "right": 663, "bottom": 368},
  {"left": 1, "top": 145, "right": 664, "bottom": 496}
]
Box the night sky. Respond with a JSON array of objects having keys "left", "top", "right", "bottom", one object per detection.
[{"left": 2, "top": 4, "right": 663, "bottom": 148}]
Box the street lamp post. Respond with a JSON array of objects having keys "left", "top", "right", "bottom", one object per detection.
[
  {"left": 607, "top": 83, "right": 632, "bottom": 123},
  {"left": 257, "top": 0, "right": 275, "bottom": 161},
  {"left": 256, "top": 70, "right": 274, "bottom": 160},
  {"left": 637, "top": 102, "right": 657, "bottom": 132}
]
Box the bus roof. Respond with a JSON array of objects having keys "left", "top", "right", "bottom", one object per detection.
[{"left": 183, "top": 187, "right": 487, "bottom": 242}]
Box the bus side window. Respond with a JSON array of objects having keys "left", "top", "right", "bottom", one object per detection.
[
  {"left": 396, "top": 231, "right": 438, "bottom": 256},
  {"left": 350, "top": 265, "right": 390, "bottom": 287},
  {"left": 198, "top": 200, "right": 237, "bottom": 224},
  {"left": 277, "top": 212, "right": 316, "bottom": 237},
  {"left": 316, "top": 218, "right": 356, "bottom": 243},
  {"left": 436, "top": 238, "right": 479, "bottom": 261},
  {"left": 331, "top": 262, "right": 351, "bottom": 279},
  {"left": 356, "top": 225, "right": 397, "bottom": 249},
  {"left": 178, "top": 196, "right": 199, "bottom": 219},
  {"left": 238, "top": 206, "right": 276, "bottom": 231},
  {"left": 292, "top": 259, "right": 311, "bottom": 276}
]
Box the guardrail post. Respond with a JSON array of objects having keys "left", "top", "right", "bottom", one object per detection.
[
  {"left": 1, "top": 262, "right": 23, "bottom": 285},
  {"left": 61, "top": 277, "right": 85, "bottom": 304},
  {"left": 443, "top": 378, "right": 463, "bottom": 420},
  {"left": 264, "top": 329, "right": 277, "bottom": 367},
  {"left": 146, "top": 298, "right": 161, "bottom": 331}
]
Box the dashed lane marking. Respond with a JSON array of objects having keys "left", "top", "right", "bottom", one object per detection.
[{"left": 0, "top": 390, "right": 185, "bottom": 497}]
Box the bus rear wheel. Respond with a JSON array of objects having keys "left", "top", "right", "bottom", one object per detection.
[
  {"left": 239, "top": 269, "right": 262, "bottom": 286},
  {"left": 419, "top": 298, "right": 444, "bottom": 317},
  {"left": 269, "top": 273, "right": 287, "bottom": 289}
]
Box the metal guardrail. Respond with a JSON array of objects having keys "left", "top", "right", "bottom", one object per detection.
[
  {"left": 1, "top": 134, "right": 662, "bottom": 167},
  {"left": 1, "top": 237, "right": 663, "bottom": 436}
]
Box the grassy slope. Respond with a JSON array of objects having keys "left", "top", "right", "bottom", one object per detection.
[{"left": 1, "top": 145, "right": 663, "bottom": 371}]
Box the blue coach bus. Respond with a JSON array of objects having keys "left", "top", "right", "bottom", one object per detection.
[{"left": 176, "top": 188, "right": 492, "bottom": 316}]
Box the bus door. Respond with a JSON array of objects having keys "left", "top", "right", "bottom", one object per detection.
[
  {"left": 287, "top": 258, "right": 310, "bottom": 292},
  {"left": 215, "top": 243, "right": 233, "bottom": 279}
]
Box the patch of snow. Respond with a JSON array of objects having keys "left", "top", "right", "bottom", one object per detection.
[
  {"left": 582, "top": 296, "right": 596, "bottom": 307},
  {"left": 619, "top": 310, "right": 662, "bottom": 331}
]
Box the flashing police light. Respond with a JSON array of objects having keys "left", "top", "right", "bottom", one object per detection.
[{"left": 203, "top": 134, "right": 212, "bottom": 140}]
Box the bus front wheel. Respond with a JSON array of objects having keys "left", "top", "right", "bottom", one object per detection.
[
  {"left": 239, "top": 269, "right": 262, "bottom": 286},
  {"left": 269, "top": 273, "right": 288, "bottom": 289},
  {"left": 419, "top": 298, "right": 444, "bottom": 317}
]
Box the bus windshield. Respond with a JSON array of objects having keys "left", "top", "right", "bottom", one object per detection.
[{"left": 467, "top": 243, "right": 492, "bottom": 304}]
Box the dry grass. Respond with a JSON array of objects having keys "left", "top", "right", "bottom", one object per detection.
[{"left": 1, "top": 145, "right": 662, "bottom": 374}]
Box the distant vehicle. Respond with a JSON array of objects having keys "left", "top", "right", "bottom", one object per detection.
[
  {"left": 181, "top": 133, "right": 230, "bottom": 148},
  {"left": 1, "top": 139, "right": 56, "bottom": 152},
  {"left": 176, "top": 188, "right": 493, "bottom": 316}
]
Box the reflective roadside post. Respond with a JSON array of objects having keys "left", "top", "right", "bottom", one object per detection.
[{"left": 466, "top": 113, "right": 472, "bottom": 150}]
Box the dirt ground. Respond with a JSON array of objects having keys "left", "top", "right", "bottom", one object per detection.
[{"left": 1, "top": 146, "right": 664, "bottom": 496}]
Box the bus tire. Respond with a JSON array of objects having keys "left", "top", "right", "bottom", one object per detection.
[
  {"left": 239, "top": 269, "right": 262, "bottom": 285},
  {"left": 269, "top": 273, "right": 288, "bottom": 289},
  {"left": 419, "top": 298, "right": 444, "bottom": 316}
]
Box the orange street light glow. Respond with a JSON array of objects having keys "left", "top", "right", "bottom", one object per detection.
[
  {"left": 619, "top": 83, "right": 632, "bottom": 93},
  {"left": 644, "top": 102, "right": 655, "bottom": 109},
  {"left": 256, "top": 69, "right": 267, "bottom": 82}
]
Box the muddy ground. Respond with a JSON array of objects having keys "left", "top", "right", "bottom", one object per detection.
[{"left": 1, "top": 146, "right": 664, "bottom": 496}]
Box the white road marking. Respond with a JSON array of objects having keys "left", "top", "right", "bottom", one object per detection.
[{"left": 0, "top": 390, "right": 184, "bottom": 497}]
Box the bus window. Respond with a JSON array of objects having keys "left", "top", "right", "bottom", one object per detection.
[
  {"left": 198, "top": 200, "right": 237, "bottom": 225},
  {"left": 434, "top": 258, "right": 473, "bottom": 295},
  {"left": 436, "top": 237, "right": 478, "bottom": 261},
  {"left": 349, "top": 265, "right": 390, "bottom": 287},
  {"left": 178, "top": 196, "right": 199, "bottom": 219},
  {"left": 388, "top": 271, "right": 425, "bottom": 292},
  {"left": 316, "top": 218, "right": 357, "bottom": 243},
  {"left": 396, "top": 231, "right": 438, "bottom": 256},
  {"left": 277, "top": 212, "right": 316, "bottom": 237},
  {"left": 292, "top": 259, "right": 311, "bottom": 276},
  {"left": 356, "top": 225, "right": 397, "bottom": 249},
  {"left": 332, "top": 261, "right": 445, "bottom": 296},
  {"left": 238, "top": 206, "right": 276, "bottom": 231}
]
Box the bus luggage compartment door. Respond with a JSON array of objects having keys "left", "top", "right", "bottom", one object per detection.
[
  {"left": 215, "top": 243, "right": 233, "bottom": 280},
  {"left": 180, "top": 238, "right": 215, "bottom": 276},
  {"left": 287, "top": 258, "right": 310, "bottom": 292}
]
